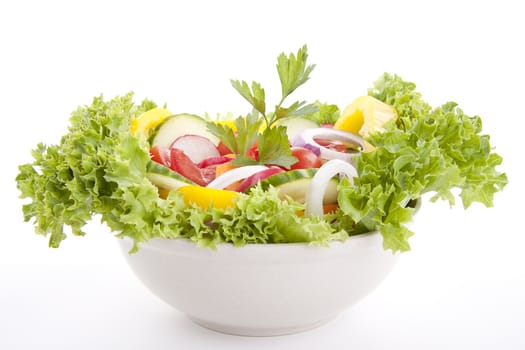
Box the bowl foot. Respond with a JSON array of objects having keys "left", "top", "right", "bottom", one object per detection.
[{"left": 188, "top": 315, "right": 338, "bottom": 337}]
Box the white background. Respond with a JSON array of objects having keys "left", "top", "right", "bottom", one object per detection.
[{"left": 1, "top": 0, "right": 523, "bottom": 349}]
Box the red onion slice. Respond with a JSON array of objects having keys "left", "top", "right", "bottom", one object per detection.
[{"left": 295, "top": 128, "right": 365, "bottom": 162}]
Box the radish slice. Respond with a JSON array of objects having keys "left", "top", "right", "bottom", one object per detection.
[
  {"left": 170, "top": 135, "right": 220, "bottom": 164},
  {"left": 305, "top": 159, "right": 358, "bottom": 217},
  {"left": 206, "top": 165, "right": 269, "bottom": 189},
  {"left": 236, "top": 167, "right": 285, "bottom": 192},
  {"left": 295, "top": 128, "right": 365, "bottom": 162}
]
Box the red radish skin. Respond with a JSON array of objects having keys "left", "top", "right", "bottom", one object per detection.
[
  {"left": 170, "top": 134, "right": 220, "bottom": 164},
  {"left": 236, "top": 167, "right": 286, "bottom": 192},
  {"left": 198, "top": 156, "right": 233, "bottom": 168}
]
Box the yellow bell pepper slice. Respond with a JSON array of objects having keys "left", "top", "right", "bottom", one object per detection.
[
  {"left": 334, "top": 96, "right": 397, "bottom": 137},
  {"left": 131, "top": 107, "right": 172, "bottom": 138},
  {"left": 177, "top": 186, "right": 239, "bottom": 210}
]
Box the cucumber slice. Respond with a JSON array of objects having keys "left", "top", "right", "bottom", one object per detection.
[
  {"left": 146, "top": 161, "right": 195, "bottom": 190},
  {"left": 149, "top": 114, "right": 219, "bottom": 148},
  {"left": 276, "top": 117, "right": 320, "bottom": 142},
  {"left": 258, "top": 169, "right": 338, "bottom": 204}
]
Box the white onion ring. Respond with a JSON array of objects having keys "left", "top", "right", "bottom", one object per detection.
[
  {"left": 296, "top": 128, "right": 365, "bottom": 162},
  {"left": 305, "top": 159, "right": 358, "bottom": 217},
  {"left": 206, "top": 165, "right": 268, "bottom": 189}
]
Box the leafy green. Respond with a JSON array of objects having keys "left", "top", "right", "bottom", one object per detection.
[
  {"left": 277, "top": 45, "right": 315, "bottom": 99},
  {"left": 337, "top": 73, "right": 507, "bottom": 252},
  {"left": 218, "top": 185, "right": 345, "bottom": 245},
  {"left": 210, "top": 46, "right": 320, "bottom": 168},
  {"left": 207, "top": 111, "right": 262, "bottom": 157},
  {"left": 17, "top": 94, "right": 162, "bottom": 251},
  {"left": 16, "top": 55, "right": 507, "bottom": 254},
  {"left": 302, "top": 101, "right": 340, "bottom": 124},
  {"left": 16, "top": 94, "right": 340, "bottom": 251},
  {"left": 230, "top": 80, "right": 266, "bottom": 116},
  {"left": 229, "top": 45, "right": 317, "bottom": 126},
  {"left": 254, "top": 126, "right": 297, "bottom": 168}
]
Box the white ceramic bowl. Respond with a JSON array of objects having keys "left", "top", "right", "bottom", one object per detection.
[{"left": 117, "top": 222, "right": 408, "bottom": 336}]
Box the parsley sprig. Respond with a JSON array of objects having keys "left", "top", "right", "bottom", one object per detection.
[{"left": 207, "top": 45, "right": 317, "bottom": 168}]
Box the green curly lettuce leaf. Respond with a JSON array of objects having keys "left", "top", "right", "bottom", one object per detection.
[
  {"left": 16, "top": 93, "right": 340, "bottom": 251},
  {"left": 16, "top": 74, "right": 507, "bottom": 254},
  {"left": 337, "top": 73, "right": 507, "bottom": 252},
  {"left": 302, "top": 101, "right": 340, "bottom": 124}
]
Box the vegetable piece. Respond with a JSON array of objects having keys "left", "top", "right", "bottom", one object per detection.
[
  {"left": 301, "top": 101, "right": 341, "bottom": 125},
  {"left": 208, "top": 114, "right": 297, "bottom": 168},
  {"left": 258, "top": 168, "right": 338, "bottom": 204},
  {"left": 295, "top": 128, "right": 365, "bottom": 162},
  {"left": 334, "top": 95, "right": 397, "bottom": 137},
  {"left": 207, "top": 113, "right": 262, "bottom": 161},
  {"left": 15, "top": 48, "right": 507, "bottom": 253},
  {"left": 198, "top": 155, "right": 232, "bottom": 169},
  {"left": 215, "top": 155, "right": 237, "bottom": 178},
  {"left": 275, "top": 117, "right": 320, "bottom": 142},
  {"left": 290, "top": 147, "right": 322, "bottom": 170},
  {"left": 170, "top": 148, "right": 208, "bottom": 186},
  {"left": 150, "top": 145, "right": 171, "bottom": 167},
  {"left": 151, "top": 114, "right": 219, "bottom": 149},
  {"left": 206, "top": 165, "right": 269, "bottom": 189},
  {"left": 313, "top": 139, "right": 349, "bottom": 153},
  {"left": 237, "top": 167, "right": 286, "bottom": 192},
  {"left": 146, "top": 161, "right": 196, "bottom": 191},
  {"left": 131, "top": 107, "right": 172, "bottom": 138},
  {"left": 230, "top": 45, "right": 317, "bottom": 128},
  {"left": 250, "top": 126, "right": 297, "bottom": 168},
  {"left": 305, "top": 159, "right": 358, "bottom": 217},
  {"left": 170, "top": 134, "right": 220, "bottom": 164},
  {"left": 217, "top": 140, "right": 233, "bottom": 155},
  {"left": 178, "top": 186, "right": 239, "bottom": 210},
  {"left": 209, "top": 46, "right": 319, "bottom": 169}
]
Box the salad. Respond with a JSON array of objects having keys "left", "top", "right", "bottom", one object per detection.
[{"left": 16, "top": 46, "right": 507, "bottom": 253}]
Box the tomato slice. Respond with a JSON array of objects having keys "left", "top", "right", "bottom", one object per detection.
[
  {"left": 150, "top": 145, "right": 171, "bottom": 167},
  {"left": 170, "top": 148, "right": 208, "bottom": 186},
  {"left": 247, "top": 141, "right": 259, "bottom": 161},
  {"left": 217, "top": 141, "right": 233, "bottom": 156},
  {"left": 290, "top": 147, "right": 322, "bottom": 170}
]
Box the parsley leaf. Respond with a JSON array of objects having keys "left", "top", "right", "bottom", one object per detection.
[
  {"left": 276, "top": 100, "right": 319, "bottom": 119},
  {"left": 230, "top": 80, "right": 266, "bottom": 117},
  {"left": 207, "top": 111, "right": 262, "bottom": 157},
  {"left": 276, "top": 45, "right": 316, "bottom": 100},
  {"left": 208, "top": 45, "right": 319, "bottom": 168},
  {"left": 233, "top": 111, "right": 262, "bottom": 156},
  {"left": 256, "top": 126, "right": 297, "bottom": 168},
  {"left": 206, "top": 120, "right": 237, "bottom": 153}
]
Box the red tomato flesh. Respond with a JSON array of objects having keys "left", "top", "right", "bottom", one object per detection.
[
  {"left": 290, "top": 147, "right": 322, "bottom": 170},
  {"left": 150, "top": 145, "right": 171, "bottom": 167},
  {"left": 170, "top": 148, "right": 208, "bottom": 186},
  {"left": 217, "top": 141, "right": 233, "bottom": 156}
]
